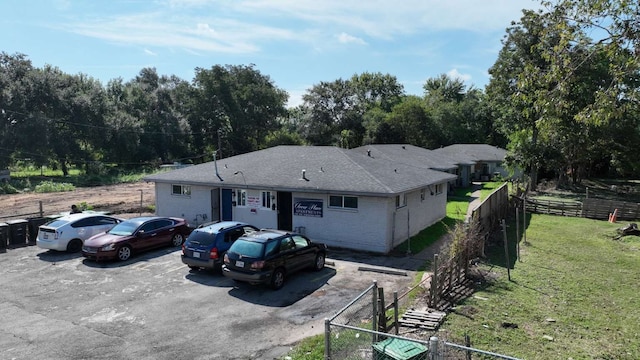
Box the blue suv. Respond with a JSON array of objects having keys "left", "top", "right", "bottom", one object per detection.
[{"left": 181, "top": 221, "right": 258, "bottom": 271}]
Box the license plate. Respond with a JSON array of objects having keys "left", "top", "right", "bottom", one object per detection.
[
  {"left": 43, "top": 233, "right": 48, "bottom": 239},
  {"left": 235, "top": 260, "right": 244, "bottom": 268},
  {"left": 192, "top": 252, "right": 200, "bottom": 258}
]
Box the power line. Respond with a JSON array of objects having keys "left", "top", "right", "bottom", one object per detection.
[{"left": 1, "top": 108, "right": 223, "bottom": 137}]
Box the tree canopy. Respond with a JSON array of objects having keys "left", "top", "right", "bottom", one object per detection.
[{"left": 1, "top": 0, "right": 639, "bottom": 185}]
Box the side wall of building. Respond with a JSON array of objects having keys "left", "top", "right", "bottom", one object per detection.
[
  {"left": 154, "top": 181, "right": 449, "bottom": 254},
  {"left": 154, "top": 183, "right": 213, "bottom": 226}
]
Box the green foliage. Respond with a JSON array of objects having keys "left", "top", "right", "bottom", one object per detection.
[
  {"left": 479, "top": 181, "right": 504, "bottom": 200},
  {"left": 34, "top": 181, "right": 75, "bottom": 193},
  {"left": 281, "top": 335, "right": 324, "bottom": 360},
  {"left": 0, "top": 182, "right": 19, "bottom": 194},
  {"left": 77, "top": 201, "right": 93, "bottom": 211},
  {"left": 7, "top": 164, "right": 152, "bottom": 191},
  {"left": 441, "top": 215, "right": 640, "bottom": 359}
]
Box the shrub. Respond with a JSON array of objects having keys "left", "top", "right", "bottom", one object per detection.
[
  {"left": 34, "top": 181, "right": 75, "bottom": 193},
  {"left": 0, "top": 182, "right": 19, "bottom": 194}
]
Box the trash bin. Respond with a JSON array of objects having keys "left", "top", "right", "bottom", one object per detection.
[
  {"left": 7, "top": 219, "right": 28, "bottom": 247},
  {"left": 372, "top": 338, "right": 428, "bottom": 360},
  {"left": 0, "top": 222, "right": 8, "bottom": 252},
  {"left": 27, "top": 217, "right": 50, "bottom": 245}
]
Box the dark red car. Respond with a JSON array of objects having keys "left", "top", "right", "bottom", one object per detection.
[{"left": 81, "top": 216, "right": 191, "bottom": 261}]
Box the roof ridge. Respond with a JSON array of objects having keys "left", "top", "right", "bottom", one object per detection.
[{"left": 339, "top": 148, "right": 395, "bottom": 193}]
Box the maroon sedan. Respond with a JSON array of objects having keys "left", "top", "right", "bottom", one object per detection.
[{"left": 82, "top": 216, "right": 191, "bottom": 261}]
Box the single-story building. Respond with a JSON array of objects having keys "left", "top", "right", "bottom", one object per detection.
[
  {"left": 432, "top": 144, "right": 514, "bottom": 186},
  {"left": 144, "top": 145, "right": 456, "bottom": 254}
]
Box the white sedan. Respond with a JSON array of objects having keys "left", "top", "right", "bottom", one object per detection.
[{"left": 36, "top": 213, "right": 123, "bottom": 252}]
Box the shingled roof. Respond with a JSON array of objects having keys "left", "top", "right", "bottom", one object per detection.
[
  {"left": 352, "top": 144, "right": 457, "bottom": 171},
  {"left": 144, "top": 145, "right": 456, "bottom": 196},
  {"left": 432, "top": 144, "right": 507, "bottom": 165}
]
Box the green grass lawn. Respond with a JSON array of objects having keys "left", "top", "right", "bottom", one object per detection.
[{"left": 441, "top": 214, "right": 640, "bottom": 359}]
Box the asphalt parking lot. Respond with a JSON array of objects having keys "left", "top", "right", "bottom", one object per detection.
[{"left": 0, "top": 244, "right": 419, "bottom": 360}]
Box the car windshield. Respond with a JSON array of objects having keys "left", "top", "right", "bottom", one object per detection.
[
  {"left": 186, "top": 231, "right": 217, "bottom": 246},
  {"left": 229, "top": 239, "right": 264, "bottom": 258},
  {"left": 107, "top": 221, "right": 139, "bottom": 236}
]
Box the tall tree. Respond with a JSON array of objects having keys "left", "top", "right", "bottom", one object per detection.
[
  {"left": 300, "top": 72, "right": 404, "bottom": 147},
  {"left": 191, "top": 64, "right": 288, "bottom": 156},
  {"left": 0, "top": 52, "right": 34, "bottom": 169},
  {"left": 540, "top": 0, "right": 640, "bottom": 124},
  {"left": 486, "top": 9, "right": 563, "bottom": 190}
]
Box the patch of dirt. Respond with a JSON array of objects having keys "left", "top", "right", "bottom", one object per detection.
[{"left": 0, "top": 182, "right": 156, "bottom": 221}]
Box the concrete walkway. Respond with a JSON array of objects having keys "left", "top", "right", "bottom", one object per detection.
[{"left": 401, "top": 182, "right": 483, "bottom": 269}]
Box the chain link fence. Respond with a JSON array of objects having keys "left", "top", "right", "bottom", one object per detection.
[{"left": 324, "top": 282, "right": 521, "bottom": 360}]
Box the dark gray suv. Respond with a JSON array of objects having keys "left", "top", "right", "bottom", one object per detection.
[
  {"left": 222, "top": 229, "right": 326, "bottom": 289},
  {"left": 181, "top": 221, "right": 258, "bottom": 271}
]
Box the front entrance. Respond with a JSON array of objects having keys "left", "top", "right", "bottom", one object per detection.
[
  {"left": 211, "top": 189, "right": 221, "bottom": 222},
  {"left": 277, "top": 192, "right": 292, "bottom": 231}
]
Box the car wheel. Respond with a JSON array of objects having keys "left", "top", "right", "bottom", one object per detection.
[
  {"left": 117, "top": 245, "right": 132, "bottom": 261},
  {"left": 314, "top": 253, "right": 325, "bottom": 271},
  {"left": 171, "top": 233, "right": 184, "bottom": 246},
  {"left": 271, "top": 268, "right": 285, "bottom": 290},
  {"left": 66, "top": 239, "right": 83, "bottom": 253}
]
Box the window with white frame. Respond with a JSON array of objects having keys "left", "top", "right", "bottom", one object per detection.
[
  {"left": 262, "top": 191, "right": 272, "bottom": 209},
  {"left": 395, "top": 193, "right": 407, "bottom": 208},
  {"left": 329, "top": 195, "right": 358, "bottom": 209},
  {"left": 172, "top": 184, "right": 191, "bottom": 196},
  {"left": 236, "top": 189, "right": 247, "bottom": 206},
  {"left": 436, "top": 183, "right": 443, "bottom": 194}
]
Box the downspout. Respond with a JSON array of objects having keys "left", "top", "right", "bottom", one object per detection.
[
  {"left": 391, "top": 210, "right": 396, "bottom": 249},
  {"left": 213, "top": 151, "right": 223, "bottom": 182}
]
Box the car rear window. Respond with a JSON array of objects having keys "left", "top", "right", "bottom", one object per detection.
[
  {"left": 187, "top": 231, "right": 217, "bottom": 246},
  {"left": 229, "top": 239, "right": 264, "bottom": 258},
  {"left": 42, "top": 219, "right": 70, "bottom": 228}
]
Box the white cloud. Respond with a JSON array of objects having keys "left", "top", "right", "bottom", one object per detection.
[
  {"left": 447, "top": 68, "right": 472, "bottom": 82},
  {"left": 58, "top": 0, "right": 539, "bottom": 59},
  {"left": 336, "top": 32, "right": 367, "bottom": 45},
  {"left": 144, "top": 48, "right": 157, "bottom": 56},
  {"left": 224, "top": 0, "right": 539, "bottom": 36}
]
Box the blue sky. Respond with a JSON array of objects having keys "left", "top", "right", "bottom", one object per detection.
[{"left": 1, "top": 0, "right": 540, "bottom": 107}]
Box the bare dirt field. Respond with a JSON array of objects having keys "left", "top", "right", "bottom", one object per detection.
[{"left": 0, "top": 181, "right": 156, "bottom": 220}]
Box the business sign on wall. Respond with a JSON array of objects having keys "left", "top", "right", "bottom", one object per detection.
[
  {"left": 294, "top": 198, "right": 323, "bottom": 217},
  {"left": 247, "top": 196, "right": 261, "bottom": 207}
]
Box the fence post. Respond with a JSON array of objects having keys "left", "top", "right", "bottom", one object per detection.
[
  {"left": 377, "top": 287, "right": 386, "bottom": 333},
  {"left": 431, "top": 254, "right": 439, "bottom": 308},
  {"left": 429, "top": 336, "right": 439, "bottom": 360},
  {"left": 324, "top": 318, "right": 331, "bottom": 360},
  {"left": 39, "top": 201, "right": 43, "bottom": 217},
  {"left": 516, "top": 207, "right": 520, "bottom": 262},
  {"left": 372, "top": 281, "right": 378, "bottom": 343},
  {"left": 465, "top": 334, "right": 472, "bottom": 360},
  {"left": 522, "top": 196, "right": 527, "bottom": 244},
  {"left": 393, "top": 291, "right": 399, "bottom": 334},
  {"left": 502, "top": 219, "right": 511, "bottom": 281}
]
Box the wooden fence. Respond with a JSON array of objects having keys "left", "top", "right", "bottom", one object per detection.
[
  {"left": 421, "top": 182, "right": 511, "bottom": 311},
  {"left": 471, "top": 183, "right": 509, "bottom": 234},
  {"left": 523, "top": 198, "right": 582, "bottom": 217},
  {"left": 523, "top": 197, "right": 640, "bottom": 221},
  {"left": 427, "top": 251, "right": 469, "bottom": 310},
  {"left": 581, "top": 198, "right": 640, "bottom": 220}
]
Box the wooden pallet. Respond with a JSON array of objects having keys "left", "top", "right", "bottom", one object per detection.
[{"left": 399, "top": 309, "right": 447, "bottom": 330}]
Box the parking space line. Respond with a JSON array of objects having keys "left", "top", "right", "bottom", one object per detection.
[{"left": 131, "top": 263, "right": 153, "bottom": 271}]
